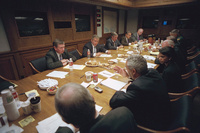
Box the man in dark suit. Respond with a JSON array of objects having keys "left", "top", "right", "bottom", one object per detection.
[
  {"left": 46, "top": 39, "right": 76, "bottom": 69},
  {"left": 110, "top": 55, "right": 170, "bottom": 130},
  {"left": 82, "top": 35, "right": 111, "bottom": 57},
  {"left": 131, "top": 28, "right": 146, "bottom": 43},
  {"left": 55, "top": 83, "right": 138, "bottom": 133},
  {"left": 105, "top": 32, "right": 123, "bottom": 50},
  {"left": 120, "top": 31, "right": 133, "bottom": 46}
]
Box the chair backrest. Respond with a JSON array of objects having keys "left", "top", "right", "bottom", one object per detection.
[
  {"left": 29, "top": 56, "right": 47, "bottom": 74},
  {"left": 69, "top": 49, "right": 82, "bottom": 60},
  {"left": 168, "top": 95, "right": 192, "bottom": 131}
]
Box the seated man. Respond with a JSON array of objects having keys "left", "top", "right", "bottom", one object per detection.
[
  {"left": 105, "top": 32, "right": 123, "bottom": 50},
  {"left": 82, "top": 35, "right": 111, "bottom": 57},
  {"left": 131, "top": 28, "right": 146, "bottom": 43},
  {"left": 120, "top": 31, "right": 133, "bottom": 46},
  {"left": 110, "top": 55, "right": 170, "bottom": 130},
  {"left": 55, "top": 83, "right": 138, "bottom": 133},
  {"left": 46, "top": 39, "right": 76, "bottom": 69}
]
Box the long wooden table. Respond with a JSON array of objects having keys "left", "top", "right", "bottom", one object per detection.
[{"left": 7, "top": 46, "right": 157, "bottom": 132}]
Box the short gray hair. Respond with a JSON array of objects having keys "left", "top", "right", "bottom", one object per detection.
[
  {"left": 111, "top": 32, "right": 118, "bottom": 37},
  {"left": 127, "top": 55, "right": 147, "bottom": 75},
  {"left": 167, "top": 40, "right": 175, "bottom": 47},
  {"left": 92, "top": 34, "right": 99, "bottom": 40}
]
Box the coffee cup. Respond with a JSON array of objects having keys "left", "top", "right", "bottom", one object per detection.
[
  {"left": 21, "top": 101, "right": 32, "bottom": 115},
  {"left": 30, "top": 96, "right": 41, "bottom": 113},
  {"left": 85, "top": 71, "right": 93, "bottom": 81}
]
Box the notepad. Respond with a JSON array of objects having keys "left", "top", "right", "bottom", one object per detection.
[
  {"left": 63, "top": 64, "right": 85, "bottom": 70},
  {"left": 147, "top": 63, "right": 157, "bottom": 68},
  {"left": 101, "top": 78, "right": 127, "bottom": 91},
  {"left": 46, "top": 71, "right": 68, "bottom": 79}
]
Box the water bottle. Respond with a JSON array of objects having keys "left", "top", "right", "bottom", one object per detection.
[
  {"left": 69, "top": 58, "right": 73, "bottom": 71},
  {"left": 9, "top": 86, "right": 20, "bottom": 107},
  {"left": 87, "top": 49, "right": 90, "bottom": 59}
]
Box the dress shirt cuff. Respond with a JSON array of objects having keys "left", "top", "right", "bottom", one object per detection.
[
  {"left": 105, "top": 50, "right": 108, "bottom": 53},
  {"left": 66, "top": 124, "right": 75, "bottom": 133}
]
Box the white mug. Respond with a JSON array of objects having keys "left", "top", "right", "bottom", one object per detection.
[
  {"left": 85, "top": 71, "right": 92, "bottom": 82},
  {"left": 30, "top": 96, "right": 41, "bottom": 113},
  {"left": 21, "top": 101, "right": 32, "bottom": 115}
]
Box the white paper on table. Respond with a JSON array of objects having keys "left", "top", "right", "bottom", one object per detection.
[
  {"left": 63, "top": 64, "right": 86, "bottom": 70},
  {"left": 108, "top": 59, "right": 118, "bottom": 63},
  {"left": 143, "top": 55, "right": 156, "bottom": 61},
  {"left": 0, "top": 124, "right": 23, "bottom": 133},
  {"left": 100, "top": 78, "right": 127, "bottom": 91},
  {"left": 46, "top": 71, "right": 69, "bottom": 79},
  {"left": 98, "top": 70, "right": 115, "bottom": 78},
  {"left": 81, "top": 82, "right": 90, "bottom": 88},
  {"left": 95, "top": 105, "right": 103, "bottom": 112},
  {"left": 147, "top": 63, "right": 157, "bottom": 68},
  {"left": 127, "top": 51, "right": 133, "bottom": 54},
  {"left": 99, "top": 54, "right": 112, "bottom": 57},
  {"left": 120, "top": 59, "right": 127, "bottom": 63},
  {"left": 89, "top": 78, "right": 103, "bottom": 86}
]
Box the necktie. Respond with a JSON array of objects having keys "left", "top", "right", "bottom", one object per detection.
[
  {"left": 126, "top": 38, "right": 128, "bottom": 43},
  {"left": 94, "top": 47, "right": 97, "bottom": 53},
  {"left": 60, "top": 54, "right": 63, "bottom": 60},
  {"left": 138, "top": 35, "right": 140, "bottom": 41},
  {"left": 114, "top": 42, "right": 116, "bottom": 47}
]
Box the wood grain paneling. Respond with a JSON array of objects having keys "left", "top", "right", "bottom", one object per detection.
[
  {"left": 0, "top": 53, "right": 19, "bottom": 80},
  {"left": 54, "top": 29, "right": 74, "bottom": 42}
]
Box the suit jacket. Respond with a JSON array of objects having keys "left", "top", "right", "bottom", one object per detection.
[
  {"left": 55, "top": 107, "right": 137, "bottom": 133},
  {"left": 110, "top": 68, "right": 170, "bottom": 130},
  {"left": 162, "top": 61, "right": 183, "bottom": 93},
  {"left": 131, "top": 32, "right": 144, "bottom": 42},
  {"left": 120, "top": 36, "right": 133, "bottom": 46},
  {"left": 105, "top": 38, "right": 122, "bottom": 50},
  {"left": 46, "top": 48, "right": 77, "bottom": 69},
  {"left": 82, "top": 42, "right": 107, "bottom": 57}
]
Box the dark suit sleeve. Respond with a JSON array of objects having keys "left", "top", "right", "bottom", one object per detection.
[
  {"left": 131, "top": 33, "right": 137, "bottom": 42},
  {"left": 121, "top": 36, "right": 129, "bottom": 46},
  {"left": 105, "top": 40, "right": 117, "bottom": 50},
  {"left": 82, "top": 43, "right": 91, "bottom": 57},
  {"left": 64, "top": 49, "right": 77, "bottom": 62},
  {"left": 109, "top": 84, "right": 141, "bottom": 109},
  {"left": 56, "top": 127, "right": 73, "bottom": 133},
  {"left": 97, "top": 44, "right": 107, "bottom": 53},
  {"left": 116, "top": 39, "right": 122, "bottom": 47},
  {"left": 46, "top": 51, "right": 63, "bottom": 69}
]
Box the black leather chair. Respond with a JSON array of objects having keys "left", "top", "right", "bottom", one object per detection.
[
  {"left": 182, "top": 61, "right": 199, "bottom": 79},
  {"left": 169, "top": 73, "right": 200, "bottom": 99},
  {"left": 69, "top": 49, "right": 82, "bottom": 60},
  {"left": 138, "top": 94, "right": 193, "bottom": 133},
  {"left": 29, "top": 56, "right": 47, "bottom": 74},
  {"left": 0, "top": 75, "right": 16, "bottom": 92}
]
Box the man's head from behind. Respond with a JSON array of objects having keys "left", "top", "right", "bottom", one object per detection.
[
  {"left": 91, "top": 35, "right": 100, "bottom": 47},
  {"left": 161, "top": 40, "right": 175, "bottom": 48},
  {"left": 169, "top": 29, "right": 179, "bottom": 38},
  {"left": 53, "top": 39, "right": 65, "bottom": 54},
  {"left": 55, "top": 83, "right": 96, "bottom": 128},
  {"left": 137, "top": 28, "right": 144, "bottom": 36},
  {"left": 126, "top": 55, "right": 147, "bottom": 80},
  {"left": 111, "top": 32, "right": 118, "bottom": 42}
]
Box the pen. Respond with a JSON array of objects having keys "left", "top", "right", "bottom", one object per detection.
[{"left": 80, "top": 74, "right": 85, "bottom": 79}]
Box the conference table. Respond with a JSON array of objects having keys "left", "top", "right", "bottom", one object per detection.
[{"left": 8, "top": 46, "right": 157, "bottom": 132}]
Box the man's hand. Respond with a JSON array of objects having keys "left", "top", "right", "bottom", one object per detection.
[
  {"left": 61, "top": 59, "right": 68, "bottom": 66},
  {"left": 113, "top": 66, "right": 128, "bottom": 77},
  {"left": 106, "top": 50, "right": 111, "bottom": 54},
  {"left": 96, "top": 52, "right": 102, "bottom": 56}
]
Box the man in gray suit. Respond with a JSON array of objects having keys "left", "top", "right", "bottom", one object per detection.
[
  {"left": 105, "top": 32, "right": 123, "bottom": 50},
  {"left": 46, "top": 39, "right": 76, "bottom": 69},
  {"left": 131, "top": 28, "right": 146, "bottom": 43},
  {"left": 120, "top": 31, "right": 133, "bottom": 46}
]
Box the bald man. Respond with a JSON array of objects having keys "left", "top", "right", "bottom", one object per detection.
[{"left": 131, "top": 28, "right": 146, "bottom": 43}]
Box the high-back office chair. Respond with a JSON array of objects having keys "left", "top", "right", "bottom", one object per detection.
[
  {"left": 137, "top": 94, "right": 192, "bottom": 133},
  {"left": 182, "top": 61, "right": 199, "bottom": 79},
  {"left": 169, "top": 73, "right": 200, "bottom": 99},
  {"left": 0, "top": 75, "right": 16, "bottom": 92},
  {"left": 29, "top": 56, "right": 47, "bottom": 74},
  {"left": 69, "top": 49, "right": 82, "bottom": 60}
]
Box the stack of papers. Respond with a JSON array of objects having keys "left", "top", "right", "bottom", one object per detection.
[
  {"left": 150, "top": 51, "right": 159, "bottom": 56},
  {"left": 127, "top": 51, "right": 133, "bottom": 54},
  {"left": 98, "top": 70, "right": 115, "bottom": 78},
  {"left": 46, "top": 71, "right": 69, "bottom": 79},
  {"left": 100, "top": 78, "right": 127, "bottom": 91},
  {"left": 63, "top": 64, "right": 85, "bottom": 70},
  {"left": 99, "top": 54, "right": 112, "bottom": 57},
  {"left": 143, "top": 55, "right": 156, "bottom": 61},
  {"left": 36, "top": 105, "right": 103, "bottom": 133},
  {"left": 147, "top": 63, "right": 157, "bottom": 68}
]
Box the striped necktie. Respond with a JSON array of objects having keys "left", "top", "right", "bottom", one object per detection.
[{"left": 60, "top": 54, "right": 63, "bottom": 60}]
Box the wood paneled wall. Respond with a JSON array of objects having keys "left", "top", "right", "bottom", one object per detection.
[{"left": 0, "top": 0, "right": 94, "bottom": 79}]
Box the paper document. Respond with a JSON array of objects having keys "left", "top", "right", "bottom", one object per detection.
[
  {"left": 36, "top": 105, "right": 103, "bottom": 133},
  {"left": 101, "top": 78, "right": 127, "bottom": 91},
  {"left": 147, "top": 63, "right": 157, "bottom": 68},
  {"left": 81, "top": 82, "right": 90, "bottom": 88},
  {"left": 46, "top": 71, "right": 68, "bottom": 79},
  {"left": 89, "top": 78, "right": 103, "bottom": 86},
  {"left": 127, "top": 51, "right": 133, "bottom": 54},
  {"left": 150, "top": 51, "right": 159, "bottom": 56},
  {"left": 143, "top": 55, "right": 156, "bottom": 61},
  {"left": 25, "top": 89, "right": 39, "bottom": 98},
  {"left": 63, "top": 64, "right": 86, "bottom": 70},
  {"left": 99, "top": 54, "right": 112, "bottom": 57},
  {"left": 98, "top": 70, "right": 115, "bottom": 78}
]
